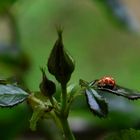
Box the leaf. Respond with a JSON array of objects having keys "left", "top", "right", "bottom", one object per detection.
[
  {"left": 0, "top": 84, "right": 29, "bottom": 107},
  {"left": 97, "top": 85, "right": 140, "bottom": 100},
  {"left": 85, "top": 88, "right": 108, "bottom": 118},
  {"left": 105, "top": 128, "right": 140, "bottom": 140}
]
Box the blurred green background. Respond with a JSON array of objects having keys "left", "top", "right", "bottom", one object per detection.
[{"left": 1, "top": 0, "right": 140, "bottom": 140}]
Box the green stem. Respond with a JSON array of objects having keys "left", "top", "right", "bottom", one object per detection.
[
  {"left": 50, "top": 111, "right": 63, "bottom": 133},
  {"left": 28, "top": 94, "right": 45, "bottom": 109},
  {"left": 61, "top": 84, "right": 67, "bottom": 116},
  {"left": 60, "top": 118, "right": 75, "bottom": 140},
  {"left": 60, "top": 84, "right": 76, "bottom": 140}
]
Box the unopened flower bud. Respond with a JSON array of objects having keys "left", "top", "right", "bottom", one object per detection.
[
  {"left": 39, "top": 68, "right": 56, "bottom": 97},
  {"left": 47, "top": 28, "right": 75, "bottom": 85}
]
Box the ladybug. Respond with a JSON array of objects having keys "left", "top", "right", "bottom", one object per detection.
[{"left": 97, "top": 76, "right": 116, "bottom": 89}]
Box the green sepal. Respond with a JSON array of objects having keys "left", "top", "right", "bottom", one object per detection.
[
  {"left": 67, "top": 84, "right": 79, "bottom": 104},
  {"left": 30, "top": 105, "right": 45, "bottom": 131}
]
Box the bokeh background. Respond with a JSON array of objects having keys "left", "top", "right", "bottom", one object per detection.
[{"left": 1, "top": 0, "right": 140, "bottom": 140}]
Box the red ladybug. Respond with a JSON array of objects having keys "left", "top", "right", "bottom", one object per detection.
[{"left": 97, "top": 76, "right": 115, "bottom": 89}]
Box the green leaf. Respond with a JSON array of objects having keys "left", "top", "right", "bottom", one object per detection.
[
  {"left": 97, "top": 85, "right": 140, "bottom": 100},
  {"left": 85, "top": 88, "right": 108, "bottom": 118},
  {"left": 105, "top": 128, "right": 140, "bottom": 140},
  {"left": 0, "top": 84, "right": 28, "bottom": 107}
]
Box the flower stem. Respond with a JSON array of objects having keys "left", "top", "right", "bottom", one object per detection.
[
  {"left": 60, "top": 84, "right": 76, "bottom": 140},
  {"left": 61, "top": 84, "right": 67, "bottom": 116},
  {"left": 60, "top": 118, "right": 75, "bottom": 140}
]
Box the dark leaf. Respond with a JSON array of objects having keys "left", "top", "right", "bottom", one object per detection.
[
  {"left": 97, "top": 85, "right": 140, "bottom": 100},
  {"left": 85, "top": 88, "right": 108, "bottom": 118},
  {"left": 0, "top": 84, "right": 29, "bottom": 107}
]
